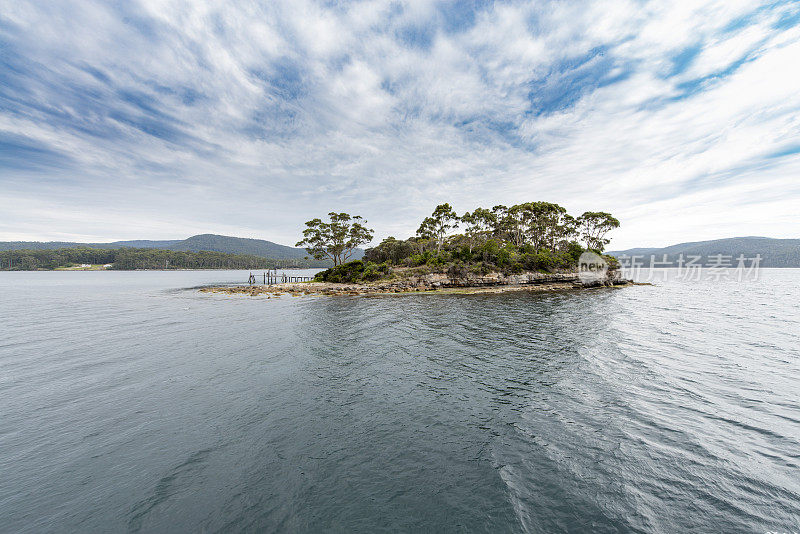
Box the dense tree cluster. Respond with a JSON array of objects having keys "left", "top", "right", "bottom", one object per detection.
[
  {"left": 0, "top": 248, "right": 305, "bottom": 271},
  {"left": 1, "top": 248, "right": 116, "bottom": 270},
  {"left": 314, "top": 260, "right": 391, "bottom": 283},
  {"left": 364, "top": 202, "right": 620, "bottom": 275}
]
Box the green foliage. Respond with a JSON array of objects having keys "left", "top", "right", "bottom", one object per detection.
[
  {"left": 565, "top": 241, "right": 585, "bottom": 263},
  {"left": 520, "top": 251, "right": 555, "bottom": 272},
  {"left": 299, "top": 201, "right": 620, "bottom": 281},
  {"left": 362, "top": 261, "right": 390, "bottom": 281},
  {"left": 297, "top": 212, "right": 374, "bottom": 266},
  {"left": 478, "top": 239, "right": 500, "bottom": 263},
  {"left": 416, "top": 203, "right": 459, "bottom": 253},
  {"left": 602, "top": 254, "right": 620, "bottom": 270},
  {"left": 314, "top": 260, "right": 391, "bottom": 283},
  {"left": 496, "top": 243, "right": 513, "bottom": 266},
  {"left": 314, "top": 260, "right": 365, "bottom": 283},
  {"left": 469, "top": 262, "right": 491, "bottom": 275},
  {"left": 446, "top": 261, "right": 469, "bottom": 279},
  {"left": 364, "top": 237, "right": 413, "bottom": 264},
  {"left": 460, "top": 207, "right": 497, "bottom": 252},
  {"left": 408, "top": 253, "right": 429, "bottom": 267},
  {"left": 450, "top": 245, "right": 474, "bottom": 263},
  {"left": 576, "top": 212, "right": 620, "bottom": 252}
]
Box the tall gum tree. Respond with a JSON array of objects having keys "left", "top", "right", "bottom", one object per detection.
[
  {"left": 577, "top": 212, "right": 620, "bottom": 252},
  {"left": 297, "top": 212, "right": 374, "bottom": 266},
  {"left": 417, "top": 203, "right": 459, "bottom": 253}
]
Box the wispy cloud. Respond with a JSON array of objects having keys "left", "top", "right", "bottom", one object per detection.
[{"left": 1, "top": 0, "right": 798, "bottom": 248}]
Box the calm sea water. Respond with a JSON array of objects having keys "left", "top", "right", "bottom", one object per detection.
[{"left": 1, "top": 269, "right": 799, "bottom": 533}]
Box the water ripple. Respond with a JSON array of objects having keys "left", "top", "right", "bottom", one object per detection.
[{"left": 1, "top": 270, "right": 799, "bottom": 532}]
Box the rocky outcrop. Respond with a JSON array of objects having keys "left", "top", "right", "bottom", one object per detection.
[
  {"left": 200, "top": 269, "right": 631, "bottom": 297},
  {"left": 369, "top": 269, "right": 629, "bottom": 289}
]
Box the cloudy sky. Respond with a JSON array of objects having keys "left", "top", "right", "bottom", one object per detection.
[{"left": 1, "top": 0, "right": 799, "bottom": 249}]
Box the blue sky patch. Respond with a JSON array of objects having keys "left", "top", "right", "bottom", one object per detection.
[{"left": 1, "top": 0, "right": 799, "bottom": 247}]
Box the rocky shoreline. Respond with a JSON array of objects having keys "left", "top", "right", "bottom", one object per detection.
[{"left": 200, "top": 270, "right": 634, "bottom": 298}]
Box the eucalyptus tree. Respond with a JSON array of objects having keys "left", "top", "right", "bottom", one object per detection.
[
  {"left": 576, "top": 212, "right": 620, "bottom": 251},
  {"left": 553, "top": 213, "right": 578, "bottom": 250},
  {"left": 506, "top": 204, "right": 531, "bottom": 247},
  {"left": 364, "top": 236, "right": 414, "bottom": 264},
  {"left": 460, "top": 207, "right": 497, "bottom": 252},
  {"left": 417, "top": 203, "right": 459, "bottom": 253},
  {"left": 406, "top": 236, "right": 430, "bottom": 255},
  {"left": 517, "top": 202, "right": 572, "bottom": 251},
  {"left": 491, "top": 205, "right": 508, "bottom": 239},
  {"left": 297, "top": 212, "right": 374, "bottom": 266},
  {"left": 491, "top": 205, "right": 527, "bottom": 247}
]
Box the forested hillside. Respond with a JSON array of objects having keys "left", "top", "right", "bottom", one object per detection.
[
  {"left": 0, "top": 248, "right": 310, "bottom": 271},
  {"left": 608, "top": 237, "right": 800, "bottom": 267},
  {"left": 0, "top": 233, "right": 351, "bottom": 264}
]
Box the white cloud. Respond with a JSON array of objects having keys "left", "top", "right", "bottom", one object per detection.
[{"left": 0, "top": 0, "right": 798, "bottom": 249}]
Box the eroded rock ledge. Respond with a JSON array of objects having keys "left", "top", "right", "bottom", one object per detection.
[{"left": 200, "top": 271, "right": 633, "bottom": 297}]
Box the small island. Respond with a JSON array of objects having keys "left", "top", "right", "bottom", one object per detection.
[{"left": 202, "top": 202, "right": 633, "bottom": 297}]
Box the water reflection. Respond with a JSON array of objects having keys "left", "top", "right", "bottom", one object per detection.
[{"left": 1, "top": 271, "right": 799, "bottom": 532}]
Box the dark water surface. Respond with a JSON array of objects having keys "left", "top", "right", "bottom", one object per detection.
[{"left": 1, "top": 269, "right": 799, "bottom": 533}]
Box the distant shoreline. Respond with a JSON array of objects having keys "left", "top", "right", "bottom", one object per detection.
[{"left": 0, "top": 245, "right": 329, "bottom": 271}]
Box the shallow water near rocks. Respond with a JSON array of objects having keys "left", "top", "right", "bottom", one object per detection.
[{"left": 1, "top": 269, "right": 799, "bottom": 532}]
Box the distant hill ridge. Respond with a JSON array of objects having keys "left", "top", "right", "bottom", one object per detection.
[
  {"left": 608, "top": 237, "right": 800, "bottom": 268},
  {"left": 0, "top": 233, "right": 363, "bottom": 262}
]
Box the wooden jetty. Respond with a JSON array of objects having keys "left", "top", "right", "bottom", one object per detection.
[{"left": 249, "top": 272, "right": 314, "bottom": 285}]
